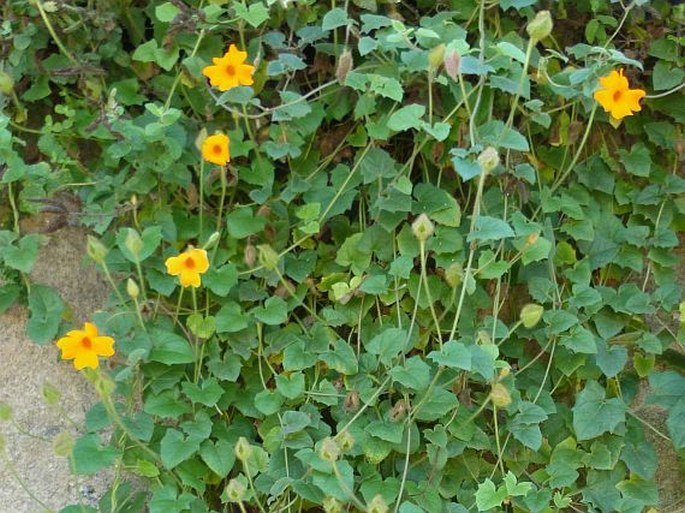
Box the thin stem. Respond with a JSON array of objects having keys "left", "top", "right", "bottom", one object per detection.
[
  {"left": 32, "top": 0, "right": 78, "bottom": 65},
  {"left": 1, "top": 453, "right": 53, "bottom": 510},
  {"left": 419, "top": 240, "right": 443, "bottom": 348},
  {"left": 550, "top": 103, "right": 597, "bottom": 193}
]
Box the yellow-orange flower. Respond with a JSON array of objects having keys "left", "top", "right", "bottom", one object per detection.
[
  {"left": 202, "top": 44, "right": 255, "bottom": 91},
  {"left": 202, "top": 133, "right": 230, "bottom": 166},
  {"left": 56, "top": 322, "right": 115, "bottom": 370},
  {"left": 593, "top": 69, "right": 646, "bottom": 120},
  {"left": 165, "top": 247, "right": 209, "bottom": 288}
]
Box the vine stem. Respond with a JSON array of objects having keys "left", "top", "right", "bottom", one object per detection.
[
  {"left": 32, "top": 0, "right": 78, "bottom": 65},
  {"left": 549, "top": 103, "right": 597, "bottom": 193}
]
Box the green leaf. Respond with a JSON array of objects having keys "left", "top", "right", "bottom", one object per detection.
[
  {"left": 26, "top": 285, "right": 64, "bottom": 345},
  {"left": 255, "top": 389, "right": 284, "bottom": 415},
  {"left": 414, "top": 183, "right": 461, "bottom": 227},
  {"left": 72, "top": 434, "right": 121, "bottom": 475},
  {"left": 500, "top": 0, "right": 537, "bottom": 10},
  {"left": 321, "top": 7, "right": 350, "bottom": 30},
  {"left": 320, "top": 339, "right": 358, "bottom": 375},
  {"left": 479, "top": 120, "right": 529, "bottom": 151},
  {"left": 666, "top": 397, "right": 685, "bottom": 448},
  {"left": 160, "top": 428, "right": 201, "bottom": 469},
  {"left": 276, "top": 372, "right": 305, "bottom": 399},
  {"left": 204, "top": 264, "right": 238, "bottom": 297},
  {"left": 215, "top": 301, "right": 249, "bottom": 333},
  {"left": 415, "top": 387, "right": 459, "bottom": 422},
  {"left": 475, "top": 479, "right": 507, "bottom": 511},
  {"left": 200, "top": 439, "right": 235, "bottom": 477},
  {"left": 367, "top": 328, "right": 408, "bottom": 366},
  {"left": 617, "top": 143, "right": 652, "bottom": 177},
  {"left": 572, "top": 380, "right": 627, "bottom": 441},
  {"left": 387, "top": 104, "right": 425, "bottom": 131},
  {"left": 427, "top": 340, "right": 471, "bottom": 370},
  {"left": 254, "top": 296, "right": 288, "bottom": 325},
  {"left": 360, "top": 147, "right": 398, "bottom": 183},
  {"left": 226, "top": 207, "right": 266, "bottom": 239},
  {"left": 652, "top": 60, "right": 685, "bottom": 91},
  {"left": 390, "top": 357, "right": 430, "bottom": 390},
  {"left": 0, "top": 283, "right": 21, "bottom": 315},
  {"left": 116, "top": 226, "right": 162, "bottom": 263},
  {"left": 149, "top": 330, "right": 195, "bottom": 365},
  {"left": 233, "top": 1, "right": 269, "bottom": 28},
  {"left": 149, "top": 485, "right": 194, "bottom": 513},
  {"left": 182, "top": 377, "right": 224, "bottom": 407},
  {"left": 155, "top": 2, "right": 180, "bottom": 22},
  {"left": 186, "top": 313, "right": 216, "bottom": 339},
  {"left": 467, "top": 216, "right": 515, "bottom": 242},
  {"left": 1, "top": 233, "right": 42, "bottom": 272}
]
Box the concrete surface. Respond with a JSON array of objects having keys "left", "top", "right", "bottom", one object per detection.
[{"left": 0, "top": 229, "right": 111, "bottom": 512}]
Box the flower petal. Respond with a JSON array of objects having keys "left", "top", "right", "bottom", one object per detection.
[
  {"left": 593, "top": 89, "right": 615, "bottom": 113},
  {"left": 74, "top": 351, "right": 99, "bottom": 370},
  {"left": 166, "top": 255, "right": 184, "bottom": 276},
  {"left": 237, "top": 64, "right": 255, "bottom": 86},
  {"left": 93, "top": 336, "right": 115, "bottom": 357},
  {"left": 624, "top": 88, "right": 645, "bottom": 111},
  {"left": 227, "top": 44, "right": 248, "bottom": 64},
  {"left": 180, "top": 270, "right": 201, "bottom": 288},
  {"left": 84, "top": 322, "right": 99, "bottom": 338},
  {"left": 56, "top": 336, "right": 80, "bottom": 359},
  {"left": 610, "top": 101, "right": 633, "bottom": 120},
  {"left": 189, "top": 248, "right": 209, "bottom": 273}
]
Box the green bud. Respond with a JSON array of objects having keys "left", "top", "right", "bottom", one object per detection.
[
  {"left": 444, "top": 262, "right": 463, "bottom": 288},
  {"left": 323, "top": 497, "right": 344, "bottom": 513},
  {"left": 203, "top": 231, "right": 221, "bottom": 249},
  {"left": 126, "top": 278, "right": 140, "bottom": 300},
  {"left": 0, "top": 71, "right": 14, "bottom": 95},
  {"left": 124, "top": 229, "right": 143, "bottom": 259},
  {"left": 367, "top": 494, "right": 389, "bottom": 513},
  {"left": 0, "top": 402, "right": 12, "bottom": 421},
  {"left": 86, "top": 235, "right": 108, "bottom": 264},
  {"left": 477, "top": 146, "right": 500, "bottom": 174},
  {"left": 337, "top": 430, "right": 355, "bottom": 453},
  {"left": 411, "top": 213, "right": 435, "bottom": 242},
  {"left": 490, "top": 383, "right": 512, "bottom": 408},
  {"left": 318, "top": 437, "right": 341, "bottom": 462},
  {"left": 527, "top": 10, "right": 553, "bottom": 41},
  {"left": 428, "top": 43, "right": 446, "bottom": 73},
  {"left": 52, "top": 431, "right": 74, "bottom": 457},
  {"left": 257, "top": 244, "right": 280, "bottom": 271},
  {"left": 41, "top": 383, "right": 60, "bottom": 405},
  {"left": 520, "top": 303, "right": 544, "bottom": 328},
  {"left": 225, "top": 476, "right": 247, "bottom": 502},
  {"left": 234, "top": 436, "right": 253, "bottom": 461}
]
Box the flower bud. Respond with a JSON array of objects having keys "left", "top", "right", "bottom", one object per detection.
[
  {"left": 124, "top": 229, "right": 143, "bottom": 259},
  {"left": 526, "top": 232, "right": 540, "bottom": 246},
  {"left": 444, "top": 262, "right": 463, "bottom": 288},
  {"left": 225, "top": 476, "right": 247, "bottom": 502},
  {"left": 318, "top": 437, "right": 341, "bottom": 462},
  {"left": 490, "top": 383, "right": 512, "bottom": 408},
  {"left": 126, "top": 278, "right": 140, "bottom": 300},
  {"left": 526, "top": 10, "right": 553, "bottom": 41},
  {"left": 411, "top": 213, "right": 435, "bottom": 242},
  {"left": 257, "top": 244, "right": 280, "bottom": 271},
  {"left": 477, "top": 146, "right": 500, "bottom": 174},
  {"left": 234, "top": 436, "right": 253, "bottom": 461},
  {"left": 367, "top": 494, "right": 389, "bottom": 513},
  {"left": 337, "top": 430, "right": 355, "bottom": 453},
  {"left": 0, "top": 71, "right": 14, "bottom": 95},
  {"left": 444, "top": 49, "right": 461, "bottom": 81},
  {"left": 520, "top": 303, "right": 544, "bottom": 328},
  {"left": 336, "top": 49, "right": 354, "bottom": 84},
  {"left": 52, "top": 431, "right": 74, "bottom": 457},
  {"left": 0, "top": 402, "right": 12, "bottom": 422},
  {"left": 86, "top": 235, "right": 108, "bottom": 264},
  {"left": 203, "top": 231, "right": 220, "bottom": 249},
  {"left": 43, "top": 1, "right": 59, "bottom": 12},
  {"left": 323, "top": 496, "right": 344, "bottom": 513},
  {"left": 428, "top": 43, "right": 446, "bottom": 73},
  {"left": 244, "top": 244, "right": 257, "bottom": 267}
]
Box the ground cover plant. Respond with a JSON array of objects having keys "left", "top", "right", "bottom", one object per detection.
[{"left": 1, "top": 0, "right": 685, "bottom": 512}]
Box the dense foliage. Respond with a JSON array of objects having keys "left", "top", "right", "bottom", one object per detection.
[{"left": 1, "top": 0, "right": 685, "bottom": 512}]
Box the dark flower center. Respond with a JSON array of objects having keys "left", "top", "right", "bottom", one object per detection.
[
  {"left": 225, "top": 65, "right": 236, "bottom": 76},
  {"left": 213, "top": 144, "right": 223, "bottom": 155},
  {"left": 184, "top": 257, "right": 196, "bottom": 269},
  {"left": 612, "top": 90, "right": 623, "bottom": 102},
  {"left": 81, "top": 337, "right": 92, "bottom": 349}
]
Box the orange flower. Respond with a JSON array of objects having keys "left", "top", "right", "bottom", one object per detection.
[
  {"left": 593, "top": 69, "right": 646, "bottom": 120},
  {"left": 202, "top": 133, "right": 230, "bottom": 166},
  {"left": 165, "top": 247, "right": 209, "bottom": 288},
  {"left": 202, "top": 44, "right": 255, "bottom": 91},
  {"left": 56, "top": 322, "right": 115, "bottom": 370}
]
